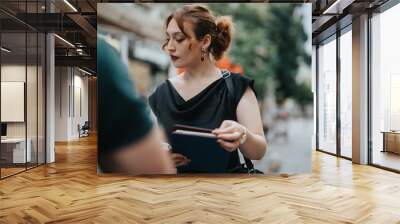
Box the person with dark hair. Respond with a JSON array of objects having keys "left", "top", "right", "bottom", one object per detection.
[
  {"left": 98, "top": 37, "right": 176, "bottom": 175},
  {"left": 149, "top": 4, "right": 267, "bottom": 173}
]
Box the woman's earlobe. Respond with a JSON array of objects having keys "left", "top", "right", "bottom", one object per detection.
[{"left": 201, "top": 48, "right": 206, "bottom": 61}]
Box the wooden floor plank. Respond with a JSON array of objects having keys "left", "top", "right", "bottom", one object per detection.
[{"left": 1, "top": 135, "right": 400, "bottom": 223}]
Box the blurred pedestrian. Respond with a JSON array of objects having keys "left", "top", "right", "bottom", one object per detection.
[{"left": 98, "top": 37, "right": 176, "bottom": 175}]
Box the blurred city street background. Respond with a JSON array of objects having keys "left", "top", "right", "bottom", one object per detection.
[{"left": 255, "top": 117, "right": 313, "bottom": 174}]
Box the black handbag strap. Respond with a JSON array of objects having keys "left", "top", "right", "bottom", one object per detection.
[{"left": 222, "top": 70, "right": 256, "bottom": 172}]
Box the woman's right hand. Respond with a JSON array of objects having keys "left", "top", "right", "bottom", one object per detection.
[{"left": 171, "top": 153, "right": 191, "bottom": 167}]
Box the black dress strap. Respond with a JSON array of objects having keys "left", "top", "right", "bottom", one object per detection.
[{"left": 222, "top": 70, "right": 256, "bottom": 172}]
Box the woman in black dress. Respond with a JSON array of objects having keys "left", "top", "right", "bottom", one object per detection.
[{"left": 149, "top": 4, "right": 267, "bottom": 173}]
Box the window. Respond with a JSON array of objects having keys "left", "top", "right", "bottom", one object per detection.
[
  {"left": 0, "top": 1, "right": 46, "bottom": 179},
  {"left": 371, "top": 3, "right": 400, "bottom": 171},
  {"left": 339, "top": 28, "right": 352, "bottom": 158},
  {"left": 317, "top": 36, "right": 337, "bottom": 154}
]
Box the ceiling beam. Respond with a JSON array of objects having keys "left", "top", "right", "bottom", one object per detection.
[
  {"left": 322, "top": 0, "right": 356, "bottom": 14},
  {"left": 67, "top": 13, "right": 97, "bottom": 46},
  {"left": 55, "top": 55, "right": 96, "bottom": 71}
]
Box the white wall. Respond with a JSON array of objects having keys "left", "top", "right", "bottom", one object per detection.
[
  {"left": 1, "top": 64, "right": 46, "bottom": 164},
  {"left": 1, "top": 66, "right": 26, "bottom": 137},
  {"left": 71, "top": 72, "right": 89, "bottom": 138},
  {"left": 1, "top": 65, "right": 35, "bottom": 137},
  {"left": 55, "top": 67, "right": 70, "bottom": 141},
  {"left": 55, "top": 67, "right": 89, "bottom": 141},
  {"left": 1, "top": 65, "right": 26, "bottom": 81}
]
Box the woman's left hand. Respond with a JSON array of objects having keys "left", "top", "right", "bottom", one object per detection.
[{"left": 212, "top": 120, "right": 247, "bottom": 152}]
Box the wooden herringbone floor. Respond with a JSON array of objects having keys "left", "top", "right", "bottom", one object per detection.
[{"left": 1, "top": 135, "right": 400, "bottom": 223}]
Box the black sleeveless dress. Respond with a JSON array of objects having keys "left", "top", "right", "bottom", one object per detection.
[{"left": 148, "top": 72, "right": 255, "bottom": 173}]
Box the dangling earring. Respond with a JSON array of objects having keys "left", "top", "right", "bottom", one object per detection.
[{"left": 201, "top": 48, "right": 205, "bottom": 62}]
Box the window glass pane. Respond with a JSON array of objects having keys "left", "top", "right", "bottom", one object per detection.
[
  {"left": 1, "top": 30, "right": 27, "bottom": 177},
  {"left": 340, "top": 29, "right": 352, "bottom": 158},
  {"left": 371, "top": 3, "right": 400, "bottom": 171},
  {"left": 0, "top": 1, "right": 46, "bottom": 178},
  {"left": 318, "top": 37, "right": 337, "bottom": 154},
  {"left": 27, "top": 31, "right": 38, "bottom": 169},
  {"left": 38, "top": 32, "right": 45, "bottom": 165}
]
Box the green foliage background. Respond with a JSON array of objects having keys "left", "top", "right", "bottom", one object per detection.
[{"left": 208, "top": 3, "right": 312, "bottom": 105}]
